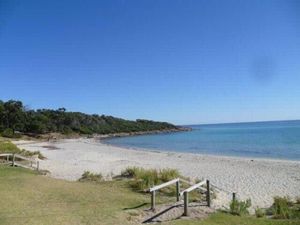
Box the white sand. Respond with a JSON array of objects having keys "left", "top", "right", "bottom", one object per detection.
[{"left": 13, "top": 138, "right": 300, "bottom": 210}]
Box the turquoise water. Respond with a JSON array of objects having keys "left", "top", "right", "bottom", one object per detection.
[{"left": 103, "top": 120, "right": 300, "bottom": 160}]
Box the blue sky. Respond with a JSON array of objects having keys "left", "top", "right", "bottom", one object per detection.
[{"left": 0, "top": 0, "right": 300, "bottom": 125}]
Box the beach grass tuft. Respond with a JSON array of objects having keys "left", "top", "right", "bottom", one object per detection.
[
  {"left": 78, "top": 171, "right": 104, "bottom": 183},
  {"left": 121, "top": 167, "right": 179, "bottom": 191},
  {"left": 270, "top": 196, "right": 292, "bottom": 219},
  {"left": 255, "top": 207, "right": 266, "bottom": 218},
  {"left": 229, "top": 198, "right": 252, "bottom": 216}
]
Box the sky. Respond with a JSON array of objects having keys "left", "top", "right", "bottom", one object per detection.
[{"left": 0, "top": 0, "right": 300, "bottom": 125}]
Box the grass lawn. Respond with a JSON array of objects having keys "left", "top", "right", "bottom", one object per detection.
[
  {"left": 0, "top": 165, "right": 299, "bottom": 225},
  {"left": 0, "top": 166, "right": 149, "bottom": 225}
]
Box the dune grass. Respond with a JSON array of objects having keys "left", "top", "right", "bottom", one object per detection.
[
  {"left": 0, "top": 165, "right": 300, "bottom": 225},
  {"left": 0, "top": 140, "right": 45, "bottom": 159}
]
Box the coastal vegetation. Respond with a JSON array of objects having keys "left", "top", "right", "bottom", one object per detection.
[
  {"left": 0, "top": 140, "right": 45, "bottom": 159},
  {"left": 78, "top": 171, "right": 104, "bottom": 183},
  {"left": 0, "top": 99, "right": 180, "bottom": 137},
  {"left": 229, "top": 198, "right": 252, "bottom": 216},
  {"left": 120, "top": 167, "right": 180, "bottom": 191},
  {"left": 0, "top": 165, "right": 299, "bottom": 225},
  {"left": 268, "top": 196, "right": 300, "bottom": 219}
]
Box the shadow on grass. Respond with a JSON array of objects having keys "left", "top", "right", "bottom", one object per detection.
[
  {"left": 142, "top": 204, "right": 182, "bottom": 224},
  {"left": 123, "top": 202, "right": 148, "bottom": 210}
]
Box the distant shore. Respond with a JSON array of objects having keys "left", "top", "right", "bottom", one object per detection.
[
  {"left": 13, "top": 138, "right": 300, "bottom": 210},
  {"left": 95, "top": 126, "right": 192, "bottom": 140}
]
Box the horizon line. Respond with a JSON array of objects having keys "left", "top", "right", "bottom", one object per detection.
[{"left": 182, "top": 119, "right": 300, "bottom": 127}]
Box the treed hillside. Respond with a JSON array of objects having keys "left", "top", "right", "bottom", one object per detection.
[{"left": 0, "top": 100, "right": 179, "bottom": 136}]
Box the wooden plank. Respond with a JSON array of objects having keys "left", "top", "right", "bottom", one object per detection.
[
  {"left": 15, "top": 154, "right": 35, "bottom": 162},
  {"left": 180, "top": 178, "right": 213, "bottom": 193},
  {"left": 1, "top": 153, "right": 35, "bottom": 162},
  {"left": 149, "top": 178, "right": 179, "bottom": 192},
  {"left": 0, "top": 153, "right": 13, "bottom": 157},
  {"left": 14, "top": 162, "right": 32, "bottom": 169},
  {"left": 179, "top": 180, "right": 206, "bottom": 196},
  {"left": 0, "top": 162, "right": 11, "bottom": 165}
]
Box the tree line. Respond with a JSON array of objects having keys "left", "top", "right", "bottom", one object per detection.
[{"left": 0, "top": 100, "right": 178, "bottom": 137}]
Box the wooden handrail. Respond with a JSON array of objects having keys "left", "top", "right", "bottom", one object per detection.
[
  {"left": 149, "top": 178, "right": 180, "bottom": 210},
  {"left": 0, "top": 153, "right": 36, "bottom": 162},
  {"left": 179, "top": 180, "right": 206, "bottom": 196},
  {"left": 149, "top": 178, "right": 179, "bottom": 192},
  {"left": 0, "top": 152, "right": 39, "bottom": 170},
  {"left": 0, "top": 153, "right": 12, "bottom": 157},
  {"left": 180, "top": 178, "right": 214, "bottom": 194},
  {"left": 14, "top": 154, "right": 35, "bottom": 162},
  {"left": 182, "top": 179, "right": 211, "bottom": 216}
]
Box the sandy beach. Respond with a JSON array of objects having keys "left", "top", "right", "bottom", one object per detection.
[{"left": 13, "top": 138, "right": 300, "bottom": 210}]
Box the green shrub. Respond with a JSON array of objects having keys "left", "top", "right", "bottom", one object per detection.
[
  {"left": 131, "top": 168, "right": 159, "bottom": 191},
  {"left": 78, "top": 171, "right": 103, "bottom": 183},
  {"left": 255, "top": 207, "right": 265, "bottom": 218},
  {"left": 229, "top": 198, "right": 251, "bottom": 216},
  {"left": 159, "top": 168, "right": 180, "bottom": 182},
  {"left": 271, "top": 196, "right": 292, "bottom": 219},
  {"left": 121, "top": 166, "right": 140, "bottom": 178},
  {"left": 1, "top": 128, "right": 14, "bottom": 138},
  {"left": 0, "top": 140, "right": 20, "bottom": 153},
  {"left": 122, "top": 167, "right": 180, "bottom": 192}
]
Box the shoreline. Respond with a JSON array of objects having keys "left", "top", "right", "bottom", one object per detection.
[
  {"left": 13, "top": 138, "right": 300, "bottom": 210},
  {"left": 100, "top": 139, "right": 300, "bottom": 164}
]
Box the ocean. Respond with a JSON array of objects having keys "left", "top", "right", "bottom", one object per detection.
[{"left": 103, "top": 120, "right": 300, "bottom": 161}]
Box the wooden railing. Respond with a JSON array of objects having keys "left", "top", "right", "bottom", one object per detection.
[
  {"left": 149, "top": 178, "right": 211, "bottom": 215},
  {"left": 149, "top": 178, "right": 180, "bottom": 210},
  {"left": 180, "top": 180, "right": 210, "bottom": 216},
  {"left": 0, "top": 153, "right": 39, "bottom": 170}
]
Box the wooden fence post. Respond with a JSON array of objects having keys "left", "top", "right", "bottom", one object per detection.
[
  {"left": 176, "top": 180, "right": 180, "bottom": 201},
  {"left": 6, "top": 155, "right": 9, "bottom": 162},
  {"left": 183, "top": 192, "right": 189, "bottom": 216},
  {"left": 151, "top": 190, "right": 155, "bottom": 210},
  {"left": 12, "top": 154, "right": 15, "bottom": 167},
  {"left": 206, "top": 180, "right": 211, "bottom": 207},
  {"left": 232, "top": 192, "right": 236, "bottom": 202},
  {"left": 36, "top": 161, "right": 39, "bottom": 171}
]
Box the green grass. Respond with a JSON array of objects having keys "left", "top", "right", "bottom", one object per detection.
[
  {"left": 0, "top": 165, "right": 300, "bottom": 225},
  {"left": 0, "top": 165, "right": 149, "bottom": 225}
]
